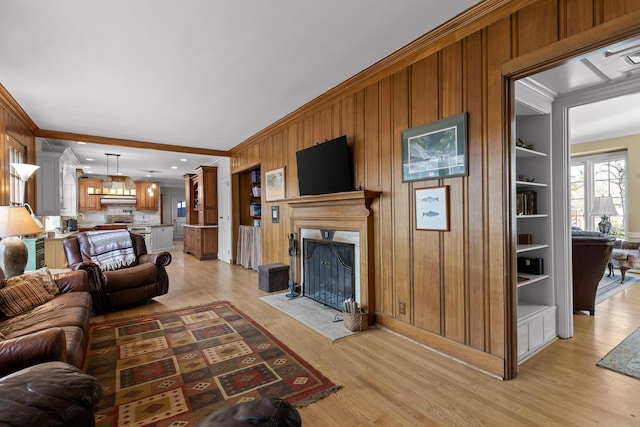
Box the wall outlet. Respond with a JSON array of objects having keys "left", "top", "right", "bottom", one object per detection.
[{"left": 399, "top": 301, "right": 406, "bottom": 315}]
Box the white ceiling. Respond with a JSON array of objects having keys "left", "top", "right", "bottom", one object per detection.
[
  {"left": 0, "top": 0, "right": 479, "bottom": 185},
  {"left": 525, "top": 37, "right": 640, "bottom": 144},
  {"left": 4, "top": 1, "right": 639, "bottom": 187}
]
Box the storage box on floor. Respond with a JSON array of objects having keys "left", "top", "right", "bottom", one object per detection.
[{"left": 258, "top": 263, "right": 289, "bottom": 292}]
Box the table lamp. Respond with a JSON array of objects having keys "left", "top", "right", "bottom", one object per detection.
[
  {"left": 590, "top": 196, "right": 618, "bottom": 234},
  {"left": 0, "top": 206, "right": 43, "bottom": 277}
]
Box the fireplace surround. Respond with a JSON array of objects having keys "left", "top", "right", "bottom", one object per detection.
[{"left": 286, "top": 190, "right": 380, "bottom": 324}]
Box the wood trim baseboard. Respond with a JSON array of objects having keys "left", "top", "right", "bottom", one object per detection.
[{"left": 375, "top": 313, "right": 506, "bottom": 379}]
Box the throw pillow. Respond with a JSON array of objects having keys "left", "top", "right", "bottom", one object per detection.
[
  {"left": 4, "top": 267, "right": 60, "bottom": 296},
  {"left": 0, "top": 279, "right": 54, "bottom": 317}
]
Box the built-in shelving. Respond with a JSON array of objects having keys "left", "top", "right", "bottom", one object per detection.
[{"left": 515, "top": 86, "right": 556, "bottom": 362}]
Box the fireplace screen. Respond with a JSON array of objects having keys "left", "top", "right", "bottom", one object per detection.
[{"left": 302, "top": 238, "right": 355, "bottom": 311}]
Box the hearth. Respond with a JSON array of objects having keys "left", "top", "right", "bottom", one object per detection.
[{"left": 302, "top": 237, "right": 355, "bottom": 311}]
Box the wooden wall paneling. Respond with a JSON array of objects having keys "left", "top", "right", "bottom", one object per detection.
[
  {"left": 364, "top": 84, "right": 381, "bottom": 190},
  {"left": 409, "top": 54, "right": 442, "bottom": 333},
  {"left": 601, "top": 0, "right": 640, "bottom": 22},
  {"left": 353, "top": 89, "right": 365, "bottom": 191},
  {"left": 340, "top": 94, "right": 356, "bottom": 160},
  {"left": 228, "top": 0, "right": 640, "bottom": 379},
  {"left": 331, "top": 101, "right": 341, "bottom": 139},
  {"left": 285, "top": 123, "right": 298, "bottom": 200},
  {"left": 561, "top": 0, "right": 595, "bottom": 37},
  {"left": 465, "top": 30, "right": 489, "bottom": 352},
  {"left": 378, "top": 76, "right": 394, "bottom": 317},
  {"left": 440, "top": 41, "right": 467, "bottom": 344},
  {"left": 486, "top": 16, "right": 513, "bottom": 369},
  {"left": 391, "top": 69, "right": 412, "bottom": 324},
  {"left": 0, "top": 110, "right": 6, "bottom": 204},
  {"left": 515, "top": 0, "right": 559, "bottom": 56},
  {"left": 261, "top": 134, "right": 276, "bottom": 264}
]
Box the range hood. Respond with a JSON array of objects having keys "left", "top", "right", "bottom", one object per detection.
[{"left": 100, "top": 195, "right": 137, "bottom": 204}]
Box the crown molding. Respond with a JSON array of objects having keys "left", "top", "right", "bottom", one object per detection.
[
  {"left": 35, "top": 129, "right": 231, "bottom": 157},
  {"left": 0, "top": 83, "right": 38, "bottom": 133}
]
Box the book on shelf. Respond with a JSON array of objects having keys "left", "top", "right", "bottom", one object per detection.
[
  {"left": 516, "top": 190, "right": 537, "bottom": 215},
  {"left": 250, "top": 203, "right": 261, "bottom": 217}
]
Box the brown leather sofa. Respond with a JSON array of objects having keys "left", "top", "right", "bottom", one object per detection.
[
  {"left": 0, "top": 269, "right": 101, "bottom": 425},
  {"left": 0, "top": 268, "right": 92, "bottom": 372},
  {"left": 196, "top": 398, "right": 302, "bottom": 427},
  {"left": 63, "top": 230, "right": 172, "bottom": 312},
  {"left": 0, "top": 361, "right": 103, "bottom": 426},
  {"left": 572, "top": 231, "right": 615, "bottom": 315}
]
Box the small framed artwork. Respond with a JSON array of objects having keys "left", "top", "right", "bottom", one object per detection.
[
  {"left": 271, "top": 206, "right": 279, "bottom": 223},
  {"left": 415, "top": 186, "right": 449, "bottom": 231},
  {"left": 401, "top": 112, "right": 467, "bottom": 182},
  {"left": 265, "top": 167, "right": 285, "bottom": 201}
]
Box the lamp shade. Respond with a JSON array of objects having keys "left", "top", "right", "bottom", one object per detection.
[
  {"left": 0, "top": 206, "right": 43, "bottom": 237},
  {"left": 590, "top": 197, "right": 618, "bottom": 217},
  {"left": 9, "top": 163, "right": 40, "bottom": 181}
]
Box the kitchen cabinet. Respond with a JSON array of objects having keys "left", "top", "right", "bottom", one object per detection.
[
  {"left": 185, "top": 166, "right": 217, "bottom": 226},
  {"left": 183, "top": 225, "right": 218, "bottom": 260},
  {"left": 36, "top": 148, "right": 79, "bottom": 216},
  {"left": 136, "top": 181, "right": 159, "bottom": 211},
  {"left": 78, "top": 178, "right": 102, "bottom": 211},
  {"left": 44, "top": 238, "right": 68, "bottom": 269},
  {"left": 150, "top": 225, "right": 174, "bottom": 252},
  {"left": 183, "top": 166, "right": 218, "bottom": 261}
]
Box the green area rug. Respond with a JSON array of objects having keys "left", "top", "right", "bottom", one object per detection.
[
  {"left": 597, "top": 326, "right": 640, "bottom": 380},
  {"left": 595, "top": 273, "right": 640, "bottom": 304}
]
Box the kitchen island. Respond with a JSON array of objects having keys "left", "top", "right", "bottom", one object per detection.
[{"left": 183, "top": 224, "right": 218, "bottom": 260}]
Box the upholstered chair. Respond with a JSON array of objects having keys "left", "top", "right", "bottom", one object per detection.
[
  {"left": 63, "top": 230, "right": 171, "bottom": 312},
  {"left": 572, "top": 231, "right": 615, "bottom": 315},
  {"left": 609, "top": 240, "right": 640, "bottom": 283}
]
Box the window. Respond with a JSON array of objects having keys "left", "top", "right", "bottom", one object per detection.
[
  {"left": 570, "top": 151, "right": 626, "bottom": 238},
  {"left": 7, "top": 134, "right": 27, "bottom": 206}
]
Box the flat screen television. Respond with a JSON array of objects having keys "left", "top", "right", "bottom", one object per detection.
[{"left": 296, "top": 135, "right": 354, "bottom": 196}]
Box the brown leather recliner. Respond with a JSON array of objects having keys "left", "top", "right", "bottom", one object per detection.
[
  {"left": 572, "top": 231, "right": 615, "bottom": 315},
  {"left": 63, "top": 230, "right": 171, "bottom": 312}
]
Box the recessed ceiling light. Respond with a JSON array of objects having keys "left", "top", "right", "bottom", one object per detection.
[
  {"left": 86, "top": 158, "right": 94, "bottom": 161},
  {"left": 84, "top": 165, "right": 91, "bottom": 169},
  {"left": 171, "top": 166, "right": 178, "bottom": 169},
  {"left": 180, "top": 158, "right": 187, "bottom": 162},
  {"left": 76, "top": 141, "right": 87, "bottom": 145}
]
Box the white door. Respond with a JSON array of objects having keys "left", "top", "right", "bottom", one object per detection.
[
  {"left": 172, "top": 194, "right": 186, "bottom": 240},
  {"left": 217, "top": 158, "right": 232, "bottom": 263}
]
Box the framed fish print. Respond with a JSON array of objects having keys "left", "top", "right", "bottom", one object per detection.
[{"left": 415, "top": 186, "right": 449, "bottom": 231}]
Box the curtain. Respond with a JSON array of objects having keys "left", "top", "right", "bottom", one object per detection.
[{"left": 237, "top": 225, "right": 261, "bottom": 270}]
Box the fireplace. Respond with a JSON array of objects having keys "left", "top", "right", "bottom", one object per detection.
[
  {"left": 287, "top": 191, "right": 379, "bottom": 322},
  {"left": 302, "top": 235, "right": 356, "bottom": 311}
]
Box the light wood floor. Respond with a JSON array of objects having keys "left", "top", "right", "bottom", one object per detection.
[{"left": 92, "top": 244, "right": 640, "bottom": 426}]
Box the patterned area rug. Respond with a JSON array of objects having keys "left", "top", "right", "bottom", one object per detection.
[
  {"left": 596, "top": 273, "right": 640, "bottom": 304},
  {"left": 597, "top": 326, "right": 640, "bottom": 380},
  {"left": 85, "top": 301, "right": 340, "bottom": 426}
]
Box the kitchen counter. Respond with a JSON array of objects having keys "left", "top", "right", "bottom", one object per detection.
[
  {"left": 182, "top": 224, "right": 218, "bottom": 228},
  {"left": 45, "top": 232, "right": 77, "bottom": 240}
]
